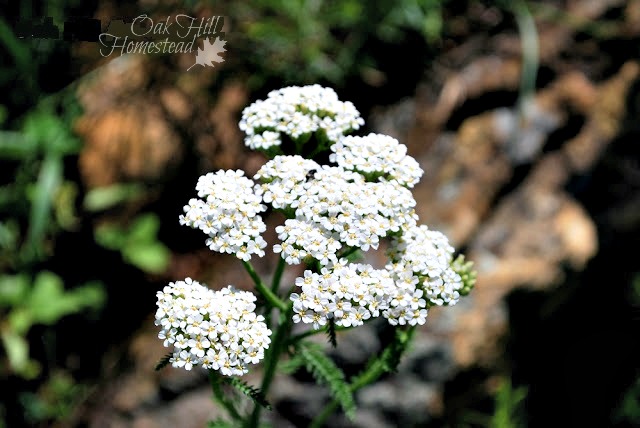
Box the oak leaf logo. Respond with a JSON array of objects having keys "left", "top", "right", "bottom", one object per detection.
[{"left": 187, "top": 36, "right": 226, "bottom": 71}]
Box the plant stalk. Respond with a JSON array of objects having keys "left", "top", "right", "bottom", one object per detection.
[
  {"left": 246, "top": 304, "right": 294, "bottom": 428},
  {"left": 242, "top": 260, "right": 287, "bottom": 311}
]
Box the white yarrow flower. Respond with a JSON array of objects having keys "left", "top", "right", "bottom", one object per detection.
[
  {"left": 169, "top": 85, "right": 474, "bottom": 342},
  {"left": 290, "top": 263, "right": 397, "bottom": 329},
  {"left": 155, "top": 279, "right": 272, "bottom": 375},
  {"left": 239, "top": 85, "right": 364, "bottom": 151},
  {"left": 180, "top": 170, "right": 267, "bottom": 261},
  {"left": 388, "top": 225, "right": 463, "bottom": 307},
  {"left": 330, "top": 133, "right": 423, "bottom": 188}
]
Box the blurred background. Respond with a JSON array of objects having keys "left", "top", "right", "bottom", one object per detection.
[{"left": 1, "top": 0, "right": 639, "bottom": 427}]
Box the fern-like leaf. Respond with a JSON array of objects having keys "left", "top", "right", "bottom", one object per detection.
[
  {"left": 298, "top": 341, "right": 356, "bottom": 419},
  {"left": 223, "top": 377, "right": 271, "bottom": 410},
  {"left": 326, "top": 319, "right": 337, "bottom": 348},
  {"left": 381, "top": 327, "right": 414, "bottom": 373},
  {"left": 279, "top": 354, "right": 306, "bottom": 374},
  {"left": 207, "top": 418, "right": 234, "bottom": 428},
  {"left": 154, "top": 352, "right": 173, "bottom": 371}
]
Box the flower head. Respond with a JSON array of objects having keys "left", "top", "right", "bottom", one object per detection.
[
  {"left": 239, "top": 85, "right": 364, "bottom": 152},
  {"left": 171, "top": 84, "right": 476, "bottom": 343},
  {"left": 155, "top": 279, "right": 271, "bottom": 375},
  {"left": 388, "top": 225, "right": 464, "bottom": 307},
  {"left": 291, "top": 262, "right": 398, "bottom": 329},
  {"left": 255, "top": 158, "right": 419, "bottom": 267},
  {"left": 330, "top": 133, "right": 424, "bottom": 188},
  {"left": 179, "top": 170, "right": 267, "bottom": 261}
]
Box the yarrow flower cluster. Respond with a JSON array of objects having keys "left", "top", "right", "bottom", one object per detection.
[
  {"left": 239, "top": 85, "right": 364, "bottom": 151},
  {"left": 155, "top": 278, "right": 271, "bottom": 376},
  {"left": 330, "top": 133, "right": 424, "bottom": 188},
  {"left": 158, "top": 85, "right": 475, "bottom": 384},
  {"left": 287, "top": 223, "right": 462, "bottom": 329},
  {"left": 179, "top": 170, "right": 267, "bottom": 261},
  {"left": 291, "top": 262, "right": 397, "bottom": 329},
  {"left": 388, "top": 225, "right": 463, "bottom": 307},
  {"left": 255, "top": 157, "right": 418, "bottom": 267}
]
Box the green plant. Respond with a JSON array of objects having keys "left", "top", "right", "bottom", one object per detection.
[
  {"left": 19, "top": 370, "right": 89, "bottom": 424},
  {"left": 490, "top": 378, "right": 528, "bottom": 428},
  {"left": 229, "top": 0, "right": 447, "bottom": 86},
  {"left": 94, "top": 212, "right": 171, "bottom": 274},
  {"left": 614, "top": 375, "right": 640, "bottom": 425},
  {"left": 0, "top": 272, "right": 104, "bottom": 378},
  {"left": 0, "top": 98, "right": 106, "bottom": 379},
  {"left": 154, "top": 85, "right": 476, "bottom": 426}
]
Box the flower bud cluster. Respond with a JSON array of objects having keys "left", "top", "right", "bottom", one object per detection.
[
  {"left": 179, "top": 170, "right": 267, "bottom": 261},
  {"left": 155, "top": 278, "right": 271, "bottom": 376},
  {"left": 239, "top": 85, "right": 364, "bottom": 151}
]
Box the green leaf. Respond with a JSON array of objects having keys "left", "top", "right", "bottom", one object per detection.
[
  {"left": 8, "top": 307, "right": 33, "bottom": 335},
  {"left": 123, "top": 242, "right": 170, "bottom": 274},
  {"left": 0, "top": 274, "right": 29, "bottom": 307},
  {"left": 223, "top": 377, "right": 271, "bottom": 410},
  {"left": 0, "top": 220, "right": 19, "bottom": 251},
  {"left": 96, "top": 214, "right": 170, "bottom": 273},
  {"left": 27, "top": 271, "right": 70, "bottom": 324},
  {"left": 380, "top": 327, "right": 414, "bottom": 373},
  {"left": 83, "top": 183, "right": 144, "bottom": 212},
  {"left": 154, "top": 352, "right": 173, "bottom": 371},
  {"left": 22, "top": 110, "right": 79, "bottom": 156},
  {"left": 68, "top": 281, "right": 106, "bottom": 309},
  {"left": 326, "top": 319, "right": 337, "bottom": 348},
  {"left": 0, "top": 131, "right": 38, "bottom": 159},
  {"left": 490, "top": 377, "right": 528, "bottom": 428},
  {"left": 128, "top": 214, "right": 161, "bottom": 243},
  {"left": 298, "top": 341, "right": 356, "bottom": 419},
  {"left": 27, "top": 272, "right": 105, "bottom": 325},
  {"left": 278, "top": 354, "right": 306, "bottom": 375},
  {"left": 94, "top": 223, "right": 127, "bottom": 250},
  {"left": 25, "top": 153, "right": 62, "bottom": 256},
  {"left": 0, "top": 17, "right": 32, "bottom": 83},
  {"left": 1, "top": 329, "right": 40, "bottom": 378},
  {"left": 207, "top": 419, "right": 234, "bottom": 428}
]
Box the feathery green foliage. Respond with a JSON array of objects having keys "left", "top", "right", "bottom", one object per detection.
[
  {"left": 154, "top": 353, "right": 173, "bottom": 371},
  {"left": 381, "top": 326, "right": 414, "bottom": 373},
  {"left": 278, "top": 353, "right": 306, "bottom": 375},
  {"left": 224, "top": 377, "right": 271, "bottom": 410},
  {"left": 207, "top": 419, "right": 235, "bottom": 428},
  {"left": 297, "top": 341, "right": 356, "bottom": 419},
  {"left": 326, "top": 319, "right": 338, "bottom": 348}
]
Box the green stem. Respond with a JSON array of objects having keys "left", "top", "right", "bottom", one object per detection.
[
  {"left": 242, "top": 260, "right": 287, "bottom": 311},
  {"left": 337, "top": 246, "right": 359, "bottom": 260},
  {"left": 511, "top": 0, "right": 539, "bottom": 114},
  {"left": 309, "top": 327, "right": 415, "bottom": 427},
  {"left": 271, "top": 256, "right": 286, "bottom": 294},
  {"left": 309, "top": 398, "right": 339, "bottom": 428},
  {"left": 310, "top": 356, "right": 389, "bottom": 428},
  {"left": 246, "top": 304, "right": 294, "bottom": 428},
  {"left": 209, "top": 370, "right": 242, "bottom": 421},
  {"left": 265, "top": 257, "right": 288, "bottom": 326}
]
